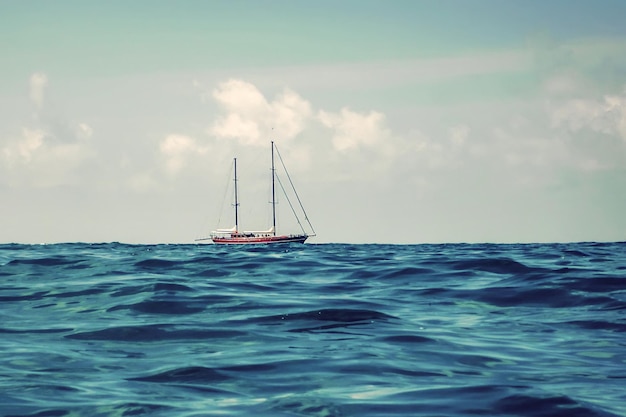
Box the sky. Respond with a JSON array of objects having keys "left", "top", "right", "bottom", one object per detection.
[{"left": 1, "top": 0, "right": 626, "bottom": 244}]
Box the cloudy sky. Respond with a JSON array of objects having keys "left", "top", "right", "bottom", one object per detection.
[{"left": 2, "top": 0, "right": 625, "bottom": 244}]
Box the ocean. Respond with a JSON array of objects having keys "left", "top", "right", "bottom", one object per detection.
[{"left": 1, "top": 242, "right": 625, "bottom": 417}]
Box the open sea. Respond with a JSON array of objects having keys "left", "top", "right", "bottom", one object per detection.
[{"left": 1, "top": 242, "right": 625, "bottom": 417}]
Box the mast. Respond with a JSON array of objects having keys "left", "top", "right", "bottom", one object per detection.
[
  {"left": 233, "top": 157, "right": 239, "bottom": 232},
  {"left": 271, "top": 141, "right": 276, "bottom": 236}
]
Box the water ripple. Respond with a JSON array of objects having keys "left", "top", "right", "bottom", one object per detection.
[{"left": 1, "top": 242, "right": 625, "bottom": 416}]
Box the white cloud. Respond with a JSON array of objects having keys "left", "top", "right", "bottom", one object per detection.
[
  {"left": 318, "top": 107, "right": 390, "bottom": 151},
  {"left": 76, "top": 123, "right": 93, "bottom": 139},
  {"left": 213, "top": 79, "right": 268, "bottom": 115},
  {"left": 19, "top": 128, "right": 44, "bottom": 162},
  {"left": 1, "top": 127, "right": 94, "bottom": 187},
  {"left": 29, "top": 72, "right": 48, "bottom": 108},
  {"left": 160, "top": 134, "right": 201, "bottom": 154},
  {"left": 604, "top": 93, "right": 626, "bottom": 141},
  {"left": 262, "top": 49, "right": 531, "bottom": 95},
  {"left": 0, "top": 73, "right": 99, "bottom": 187},
  {"left": 272, "top": 89, "right": 312, "bottom": 140},
  {"left": 202, "top": 77, "right": 626, "bottom": 189},
  {"left": 192, "top": 79, "right": 212, "bottom": 103},
  {"left": 127, "top": 172, "right": 160, "bottom": 192},
  {"left": 1, "top": 128, "right": 45, "bottom": 167},
  {"left": 159, "top": 134, "right": 209, "bottom": 175},
  {"left": 211, "top": 113, "right": 261, "bottom": 145},
  {"left": 448, "top": 125, "right": 470, "bottom": 148},
  {"left": 209, "top": 79, "right": 312, "bottom": 145},
  {"left": 542, "top": 72, "right": 588, "bottom": 96},
  {"left": 550, "top": 87, "right": 626, "bottom": 141}
]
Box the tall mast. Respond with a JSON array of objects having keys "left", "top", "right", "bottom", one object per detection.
[
  {"left": 271, "top": 141, "right": 276, "bottom": 235},
  {"left": 233, "top": 157, "right": 239, "bottom": 232}
]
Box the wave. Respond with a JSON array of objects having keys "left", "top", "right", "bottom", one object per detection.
[
  {"left": 66, "top": 325, "right": 245, "bottom": 342},
  {"left": 2, "top": 242, "right": 626, "bottom": 416}
]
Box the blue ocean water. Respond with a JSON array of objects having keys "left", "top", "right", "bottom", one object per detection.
[{"left": 1, "top": 242, "right": 625, "bottom": 417}]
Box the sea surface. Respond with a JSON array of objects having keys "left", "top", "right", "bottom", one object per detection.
[{"left": 1, "top": 242, "right": 625, "bottom": 417}]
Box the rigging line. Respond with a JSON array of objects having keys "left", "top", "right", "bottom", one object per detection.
[
  {"left": 275, "top": 173, "right": 306, "bottom": 235},
  {"left": 274, "top": 145, "right": 316, "bottom": 235},
  {"left": 215, "top": 159, "right": 234, "bottom": 230},
  {"left": 265, "top": 165, "right": 272, "bottom": 230}
]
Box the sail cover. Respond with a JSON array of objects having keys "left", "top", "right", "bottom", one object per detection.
[
  {"left": 243, "top": 227, "right": 275, "bottom": 234},
  {"left": 213, "top": 226, "right": 237, "bottom": 233}
]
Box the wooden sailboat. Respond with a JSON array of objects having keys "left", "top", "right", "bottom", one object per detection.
[{"left": 202, "top": 142, "right": 315, "bottom": 245}]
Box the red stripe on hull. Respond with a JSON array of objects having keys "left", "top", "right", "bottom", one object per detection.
[{"left": 212, "top": 235, "right": 308, "bottom": 245}]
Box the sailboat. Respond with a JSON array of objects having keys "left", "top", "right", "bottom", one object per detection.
[{"left": 201, "top": 141, "right": 315, "bottom": 245}]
